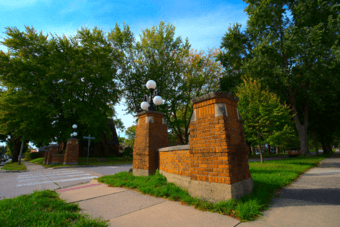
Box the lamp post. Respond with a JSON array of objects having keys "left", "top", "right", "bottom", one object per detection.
[{"left": 140, "top": 80, "right": 164, "bottom": 111}]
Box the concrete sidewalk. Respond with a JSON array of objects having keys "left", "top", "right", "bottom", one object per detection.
[{"left": 55, "top": 151, "right": 340, "bottom": 227}]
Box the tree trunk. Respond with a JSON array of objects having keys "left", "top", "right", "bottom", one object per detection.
[
  {"left": 327, "top": 143, "right": 332, "bottom": 153},
  {"left": 251, "top": 146, "right": 255, "bottom": 155},
  {"left": 276, "top": 146, "right": 279, "bottom": 154},
  {"left": 11, "top": 135, "right": 22, "bottom": 163},
  {"left": 311, "top": 130, "right": 319, "bottom": 155},
  {"left": 258, "top": 142, "right": 264, "bottom": 164},
  {"left": 296, "top": 124, "right": 312, "bottom": 156},
  {"left": 320, "top": 135, "right": 329, "bottom": 154},
  {"left": 268, "top": 144, "right": 271, "bottom": 155}
]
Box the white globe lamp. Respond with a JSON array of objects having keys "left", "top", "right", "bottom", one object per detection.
[
  {"left": 153, "top": 96, "right": 163, "bottom": 105},
  {"left": 146, "top": 80, "right": 156, "bottom": 90}
]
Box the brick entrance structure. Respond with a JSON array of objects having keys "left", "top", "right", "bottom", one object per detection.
[
  {"left": 133, "top": 111, "right": 169, "bottom": 176},
  {"left": 133, "top": 91, "right": 254, "bottom": 203}
]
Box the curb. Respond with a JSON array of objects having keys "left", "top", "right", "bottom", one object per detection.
[{"left": 0, "top": 169, "right": 29, "bottom": 173}]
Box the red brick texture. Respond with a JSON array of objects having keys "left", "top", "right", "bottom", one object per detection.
[
  {"left": 159, "top": 149, "right": 190, "bottom": 177},
  {"left": 189, "top": 92, "right": 251, "bottom": 185},
  {"left": 64, "top": 138, "right": 79, "bottom": 165},
  {"left": 47, "top": 145, "right": 59, "bottom": 165},
  {"left": 43, "top": 146, "right": 50, "bottom": 164},
  {"left": 133, "top": 111, "right": 169, "bottom": 175},
  {"left": 52, "top": 154, "right": 65, "bottom": 164}
]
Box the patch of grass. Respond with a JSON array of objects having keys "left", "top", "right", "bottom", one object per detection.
[
  {"left": 0, "top": 189, "right": 109, "bottom": 227},
  {"left": 1, "top": 160, "right": 27, "bottom": 171},
  {"left": 248, "top": 152, "right": 289, "bottom": 159},
  {"left": 96, "top": 152, "right": 332, "bottom": 222}
]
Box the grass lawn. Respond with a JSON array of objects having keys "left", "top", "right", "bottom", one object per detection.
[
  {"left": 0, "top": 189, "right": 109, "bottom": 227},
  {"left": 1, "top": 160, "right": 27, "bottom": 171},
  {"left": 248, "top": 152, "right": 289, "bottom": 159}
]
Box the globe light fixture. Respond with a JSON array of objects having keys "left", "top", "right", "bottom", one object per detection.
[
  {"left": 71, "top": 124, "right": 78, "bottom": 138},
  {"left": 141, "top": 80, "right": 163, "bottom": 111}
]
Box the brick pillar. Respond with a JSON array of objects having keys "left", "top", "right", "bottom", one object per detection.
[
  {"left": 188, "top": 91, "right": 253, "bottom": 203},
  {"left": 43, "top": 146, "right": 50, "bottom": 164},
  {"left": 133, "top": 110, "right": 169, "bottom": 176},
  {"left": 46, "top": 145, "right": 59, "bottom": 165},
  {"left": 63, "top": 138, "right": 79, "bottom": 165}
]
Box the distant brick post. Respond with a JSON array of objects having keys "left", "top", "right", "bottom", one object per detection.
[
  {"left": 188, "top": 91, "right": 253, "bottom": 202},
  {"left": 133, "top": 110, "right": 169, "bottom": 176},
  {"left": 63, "top": 138, "right": 79, "bottom": 165},
  {"left": 46, "top": 145, "right": 59, "bottom": 165},
  {"left": 43, "top": 146, "right": 50, "bottom": 164}
]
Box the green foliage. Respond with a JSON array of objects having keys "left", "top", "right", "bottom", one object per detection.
[
  {"left": 122, "top": 147, "right": 133, "bottom": 157},
  {"left": 217, "top": 1, "right": 340, "bottom": 154},
  {"left": 124, "top": 125, "right": 136, "bottom": 148},
  {"left": 236, "top": 77, "right": 296, "bottom": 162},
  {"left": 0, "top": 25, "right": 125, "bottom": 147}
]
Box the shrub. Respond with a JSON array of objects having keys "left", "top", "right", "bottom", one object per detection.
[
  {"left": 122, "top": 147, "right": 133, "bottom": 157},
  {"left": 26, "top": 152, "right": 41, "bottom": 160}
]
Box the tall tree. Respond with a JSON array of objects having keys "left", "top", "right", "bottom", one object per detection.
[
  {"left": 108, "top": 21, "right": 225, "bottom": 145},
  {"left": 217, "top": 1, "right": 340, "bottom": 156},
  {"left": 0, "top": 26, "right": 125, "bottom": 162}
]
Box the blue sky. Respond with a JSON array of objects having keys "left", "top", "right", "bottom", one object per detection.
[{"left": 0, "top": 0, "right": 292, "bottom": 148}]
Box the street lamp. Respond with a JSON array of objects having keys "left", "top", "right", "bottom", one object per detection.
[
  {"left": 71, "top": 124, "right": 77, "bottom": 138},
  {"left": 141, "top": 80, "right": 163, "bottom": 111}
]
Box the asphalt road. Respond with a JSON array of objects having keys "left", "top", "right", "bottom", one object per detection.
[{"left": 0, "top": 150, "right": 327, "bottom": 201}]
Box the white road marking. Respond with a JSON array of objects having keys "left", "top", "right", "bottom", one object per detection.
[
  {"left": 18, "top": 173, "right": 92, "bottom": 182},
  {"left": 17, "top": 171, "right": 85, "bottom": 178},
  {"left": 16, "top": 176, "right": 98, "bottom": 187}
]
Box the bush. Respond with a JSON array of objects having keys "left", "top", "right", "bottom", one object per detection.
[
  {"left": 25, "top": 152, "right": 41, "bottom": 161},
  {"left": 122, "top": 147, "right": 133, "bottom": 157}
]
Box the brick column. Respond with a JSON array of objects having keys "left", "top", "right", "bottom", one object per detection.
[
  {"left": 63, "top": 138, "right": 79, "bottom": 165},
  {"left": 43, "top": 146, "right": 50, "bottom": 164},
  {"left": 46, "top": 145, "right": 59, "bottom": 165},
  {"left": 188, "top": 91, "right": 253, "bottom": 202},
  {"left": 133, "top": 110, "right": 169, "bottom": 176}
]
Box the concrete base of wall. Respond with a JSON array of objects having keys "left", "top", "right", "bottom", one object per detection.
[
  {"left": 188, "top": 177, "right": 253, "bottom": 203},
  {"left": 52, "top": 162, "right": 62, "bottom": 164},
  {"left": 133, "top": 168, "right": 155, "bottom": 176},
  {"left": 159, "top": 170, "right": 191, "bottom": 191},
  {"left": 63, "top": 162, "right": 78, "bottom": 165},
  {"left": 159, "top": 170, "right": 253, "bottom": 203}
]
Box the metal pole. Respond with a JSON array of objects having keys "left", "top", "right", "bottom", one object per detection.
[{"left": 87, "top": 139, "right": 90, "bottom": 165}]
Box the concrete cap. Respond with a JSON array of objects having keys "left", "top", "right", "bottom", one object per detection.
[
  {"left": 191, "top": 91, "right": 239, "bottom": 105},
  {"left": 137, "top": 110, "right": 165, "bottom": 117}
]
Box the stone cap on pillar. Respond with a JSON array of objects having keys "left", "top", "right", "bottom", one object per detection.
[
  {"left": 49, "top": 144, "right": 59, "bottom": 147},
  {"left": 191, "top": 91, "right": 239, "bottom": 105}
]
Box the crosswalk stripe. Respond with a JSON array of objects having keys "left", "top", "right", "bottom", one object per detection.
[
  {"left": 16, "top": 176, "right": 98, "bottom": 187},
  {"left": 17, "top": 171, "right": 85, "bottom": 178},
  {"left": 17, "top": 173, "right": 92, "bottom": 182}
]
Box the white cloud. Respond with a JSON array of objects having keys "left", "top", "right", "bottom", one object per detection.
[
  {"left": 59, "top": 0, "right": 88, "bottom": 14},
  {"left": 170, "top": 4, "right": 249, "bottom": 52}
]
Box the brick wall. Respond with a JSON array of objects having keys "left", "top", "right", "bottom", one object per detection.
[
  {"left": 159, "top": 147, "right": 190, "bottom": 177},
  {"left": 188, "top": 92, "right": 251, "bottom": 185},
  {"left": 64, "top": 138, "right": 79, "bottom": 165},
  {"left": 43, "top": 146, "right": 50, "bottom": 164},
  {"left": 52, "top": 154, "right": 65, "bottom": 164},
  {"left": 133, "top": 111, "right": 169, "bottom": 176},
  {"left": 47, "top": 145, "right": 59, "bottom": 165}
]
